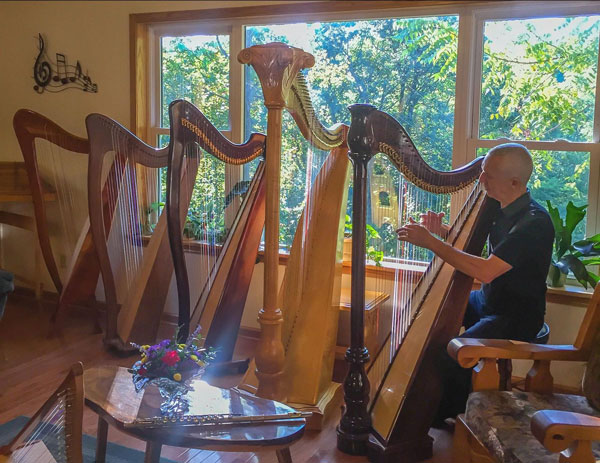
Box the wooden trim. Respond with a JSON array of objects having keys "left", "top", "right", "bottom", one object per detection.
[
  {"left": 130, "top": 17, "right": 150, "bottom": 139},
  {"left": 130, "top": 0, "right": 500, "bottom": 135},
  {"left": 141, "top": 236, "right": 596, "bottom": 303},
  {"left": 130, "top": 2, "right": 486, "bottom": 26}
]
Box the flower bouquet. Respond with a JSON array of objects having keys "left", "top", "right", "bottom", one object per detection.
[{"left": 128, "top": 326, "right": 216, "bottom": 416}]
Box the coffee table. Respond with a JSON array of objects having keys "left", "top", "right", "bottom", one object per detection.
[{"left": 84, "top": 365, "right": 306, "bottom": 463}]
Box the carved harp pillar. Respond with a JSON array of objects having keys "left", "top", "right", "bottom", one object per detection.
[
  {"left": 237, "top": 43, "right": 315, "bottom": 400},
  {"left": 337, "top": 105, "right": 376, "bottom": 453},
  {"left": 338, "top": 105, "right": 499, "bottom": 462}
]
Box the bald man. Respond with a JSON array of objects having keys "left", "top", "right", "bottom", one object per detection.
[{"left": 396, "top": 143, "right": 554, "bottom": 424}]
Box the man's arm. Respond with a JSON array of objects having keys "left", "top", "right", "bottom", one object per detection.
[{"left": 396, "top": 220, "right": 512, "bottom": 283}]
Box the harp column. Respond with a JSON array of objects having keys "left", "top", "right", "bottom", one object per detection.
[
  {"left": 237, "top": 43, "right": 314, "bottom": 400},
  {"left": 337, "top": 104, "right": 377, "bottom": 455}
]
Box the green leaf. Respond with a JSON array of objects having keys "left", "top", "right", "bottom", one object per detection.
[
  {"left": 573, "top": 240, "right": 600, "bottom": 256},
  {"left": 546, "top": 200, "right": 564, "bottom": 257},
  {"left": 559, "top": 254, "right": 591, "bottom": 288},
  {"left": 564, "top": 201, "right": 587, "bottom": 234}
]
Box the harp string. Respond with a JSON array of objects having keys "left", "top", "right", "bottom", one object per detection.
[
  {"left": 35, "top": 130, "right": 87, "bottom": 283},
  {"left": 10, "top": 390, "right": 70, "bottom": 462},
  {"left": 179, "top": 121, "right": 244, "bottom": 329},
  {"left": 366, "top": 151, "right": 480, "bottom": 401}
]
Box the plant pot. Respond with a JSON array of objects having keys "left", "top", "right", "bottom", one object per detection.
[
  {"left": 547, "top": 264, "right": 567, "bottom": 288},
  {"left": 343, "top": 237, "right": 352, "bottom": 262}
]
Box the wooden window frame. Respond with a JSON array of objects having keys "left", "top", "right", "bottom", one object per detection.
[{"left": 131, "top": 0, "right": 600, "bottom": 282}]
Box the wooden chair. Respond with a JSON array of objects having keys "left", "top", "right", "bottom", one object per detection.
[
  {"left": 0, "top": 362, "right": 84, "bottom": 462},
  {"left": 449, "top": 286, "right": 600, "bottom": 463}
]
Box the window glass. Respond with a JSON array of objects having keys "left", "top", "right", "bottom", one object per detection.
[
  {"left": 477, "top": 147, "right": 590, "bottom": 242},
  {"left": 245, "top": 16, "right": 458, "bottom": 251},
  {"left": 161, "top": 35, "right": 230, "bottom": 131},
  {"left": 479, "top": 16, "right": 600, "bottom": 142}
]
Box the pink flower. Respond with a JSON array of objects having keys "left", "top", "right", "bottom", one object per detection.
[{"left": 162, "top": 350, "right": 180, "bottom": 366}]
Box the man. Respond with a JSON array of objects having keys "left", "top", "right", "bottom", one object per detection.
[{"left": 396, "top": 142, "right": 554, "bottom": 422}]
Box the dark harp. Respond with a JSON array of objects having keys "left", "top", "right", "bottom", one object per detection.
[
  {"left": 86, "top": 114, "right": 173, "bottom": 350},
  {"left": 165, "top": 99, "right": 266, "bottom": 364},
  {"left": 13, "top": 109, "right": 107, "bottom": 330},
  {"left": 337, "top": 104, "right": 498, "bottom": 462}
]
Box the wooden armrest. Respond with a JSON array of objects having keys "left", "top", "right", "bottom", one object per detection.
[
  {"left": 447, "top": 338, "right": 583, "bottom": 368},
  {"left": 531, "top": 410, "right": 600, "bottom": 453}
]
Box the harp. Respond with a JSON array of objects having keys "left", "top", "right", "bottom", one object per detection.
[
  {"left": 337, "top": 105, "right": 499, "bottom": 461},
  {"left": 86, "top": 114, "right": 172, "bottom": 350},
  {"left": 237, "top": 42, "right": 350, "bottom": 427},
  {"left": 165, "top": 99, "right": 266, "bottom": 358},
  {"left": 13, "top": 110, "right": 100, "bottom": 328},
  {"left": 0, "top": 362, "right": 84, "bottom": 463}
]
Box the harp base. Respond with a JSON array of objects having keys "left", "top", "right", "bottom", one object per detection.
[
  {"left": 205, "top": 358, "right": 250, "bottom": 376},
  {"left": 337, "top": 425, "right": 370, "bottom": 455},
  {"left": 103, "top": 336, "right": 138, "bottom": 355},
  {"left": 287, "top": 381, "right": 342, "bottom": 430},
  {"left": 367, "top": 433, "right": 433, "bottom": 463}
]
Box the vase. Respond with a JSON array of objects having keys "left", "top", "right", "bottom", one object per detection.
[
  {"left": 547, "top": 264, "right": 567, "bottom": 288},
  {"left": 149, "top": 377, "right": 195, "bottom": 416}
]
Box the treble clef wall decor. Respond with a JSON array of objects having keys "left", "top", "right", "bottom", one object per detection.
[{"left": 33, "top": 33, "right": 98, "bottom": 94}]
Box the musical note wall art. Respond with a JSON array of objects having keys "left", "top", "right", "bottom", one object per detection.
[{"left": 33, "top": 34, "right": 98, "bottom": 93}]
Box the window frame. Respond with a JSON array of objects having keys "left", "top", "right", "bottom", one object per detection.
[{"left": 132, "top": 0, "right": 600, "bottom": 264}]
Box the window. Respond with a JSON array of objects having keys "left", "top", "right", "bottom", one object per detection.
[
  {"left": 134, "top": 1, "right": 600, "bottom": 259},
  {"left": 472, "top": 14, "right": 600, "bottom": 241}
]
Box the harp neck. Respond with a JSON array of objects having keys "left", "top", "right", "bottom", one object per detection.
[
  {"left": 287, "top": 72, "right": 347, "bottom": 150},
  {"left": 348, "top": 104, "right": 482, "bottom": 193},
  {"left": 237, "top": 42, "right": 314, "bottom": 110}
]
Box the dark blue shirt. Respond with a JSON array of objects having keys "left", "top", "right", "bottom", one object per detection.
[{"left": 480, "top": 191, "right": 554, "bottom": 330}]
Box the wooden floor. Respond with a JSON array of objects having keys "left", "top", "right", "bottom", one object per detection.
[{"left": 0, "top": 292, "right": 453, "bottom": 462}]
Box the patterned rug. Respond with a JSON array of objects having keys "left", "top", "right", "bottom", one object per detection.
[{"left": 0, "top": 416, "right": 176, "bottom": 462}]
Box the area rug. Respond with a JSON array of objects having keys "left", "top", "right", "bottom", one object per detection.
[{"left": 0, "top": 416, "right": 176, "bottom": 462}]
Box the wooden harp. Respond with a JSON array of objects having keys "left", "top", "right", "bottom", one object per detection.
[
  {"left": 86, "top": 114, "right": 172, "bottom": 351},
  {"left": 0, "top": 362, "right": 84, "bottom": 463},
  {"left": 337, "top": 105, "right": 499, "bottom": 461},
  {"left": 165, "top": 99, "right": 266, "bottom": 360},
  {"left": 13, "top": 109, "right": 101, "bottom": 329},
  {"left": 237, "top": 43, "right": 350, "bottom": 428}
]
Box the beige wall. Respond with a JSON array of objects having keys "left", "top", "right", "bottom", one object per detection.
[{"left": 0, "top": 0, "right": 280, "bottom": 158}]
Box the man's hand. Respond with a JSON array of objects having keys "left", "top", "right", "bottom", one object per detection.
[
  {"left": 396, "top": 218, "right": 436, "bottom": 250},
  {"left": 420, "top": 211, "right": 449, "bottom": 238}
]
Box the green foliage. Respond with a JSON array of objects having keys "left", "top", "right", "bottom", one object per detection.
[
  {"left": 160, "top": 15, "right": 599, "bottom": 259},
  {"left": 344, "top": 215, "right": 384, "bottom": 266},
  {"left": 546, "top": 200, "right": 599, "bottom": 288}
]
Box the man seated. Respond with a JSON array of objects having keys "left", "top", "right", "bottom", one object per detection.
[{"left": 396, "top": 142, "right": 554, "bottom": 424}]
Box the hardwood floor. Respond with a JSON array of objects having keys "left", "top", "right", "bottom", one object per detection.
[{"left": 0, "top": 292, "right": 453, "bottom": 462}]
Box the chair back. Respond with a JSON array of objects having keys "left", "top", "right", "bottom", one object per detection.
[
  {"left": 574, "top": 284, "right": 600, "bottom": 353},
  {"left": 583, "top": 330, "right": 600, "bottom": 410},
  {"left": 576, "top": 285, "right": 600, "bottom": 410}
]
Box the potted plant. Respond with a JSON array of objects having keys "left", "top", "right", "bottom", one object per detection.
[
  {"left": 343, "top": 214, "right": 384, "bottom": 266},
  {"left": 546, "top": 200, "right": 600, "bottom": 289}
]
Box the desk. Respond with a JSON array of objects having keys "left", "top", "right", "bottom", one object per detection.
[
  {"left": 0, "top": 162, "right": 56, "bottom": 298},
  {"left": 84, "top": 366, "right": 306, "bottom": 463}
]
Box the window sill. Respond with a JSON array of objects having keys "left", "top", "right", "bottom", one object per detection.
[
  {"left": 172, "top": 243, "right": 593, "bottom": 307},
  {"left": 255, "top": 250, "right": 428, "bottom": 278},
  {"left": 546, "top": 283, "right": 593, "bottom": 307},
  {"left": 472, "top": 280, "right": 592, "bottom": 307}
]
